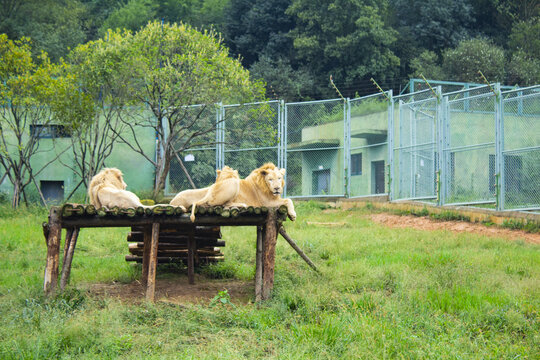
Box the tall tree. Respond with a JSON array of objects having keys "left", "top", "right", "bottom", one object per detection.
[
  {"left": 287, "top": 0, "right": 399, "bottom": 98},
  {"left": 112, "top": 21, "right": 265, "bottom": 198},
  {"left": 0, "top": 35, "right": 93, "bottom": 207}
]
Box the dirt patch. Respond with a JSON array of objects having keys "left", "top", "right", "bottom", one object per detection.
[
  {"left": 369, "top": 213, "right": 540, "bottom": 245},
  {"left": 87, "top": 275, "right": 254, "bottom": 305}
]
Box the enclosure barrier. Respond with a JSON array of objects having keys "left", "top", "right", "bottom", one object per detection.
[
  {"left": 165, "top": 82, "right": 539, "bottom": 212},
  {"left": 43, "top": 203, "right": 289, "bottom": 301}
]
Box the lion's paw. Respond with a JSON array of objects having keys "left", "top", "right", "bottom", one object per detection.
[{"left": 288, "top": 212, "right": 297, "bottom": 221}]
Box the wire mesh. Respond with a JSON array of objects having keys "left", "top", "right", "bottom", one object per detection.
[
  {"left": 166, "top": 105, "right": 218, "bottom": 195},
  {"left": 349, "top": 93, "right": 389, "bottom": 197},
  {"left": 443, "top": 86, "right": 496, "bottom": 205},
  {"left": 501, "top": 85, "right": 540, "bottom": 210},
  {"left": 223, "top": 101, "right": 281, "bottom": 178},
  {"left": 285, "top": 99, "right": 345, "bottom": 197}
]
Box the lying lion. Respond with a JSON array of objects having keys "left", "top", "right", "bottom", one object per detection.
[
  {"left": 88, "top": 168, "right": 146, "bottom": 209},
  {"left": 235, "top": 163, "right": 296, "bottom": 221},
  {"left": 188, "top": 166, "right": 246, "bottom": 222}
]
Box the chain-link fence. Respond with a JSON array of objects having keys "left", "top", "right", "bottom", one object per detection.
[{"left": 163, "top": 82, "right": 540, "bottom": 212}]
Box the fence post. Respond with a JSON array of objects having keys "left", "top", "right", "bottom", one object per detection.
[
  {"left": 387, "top": 90, "right": 394, "bottom": 201},
  {"left": 283, "top": 103, "right": 288, "bottom": 197},
  {"left": 437, "top": 92, "right": 447, "bottom": 206},
  {"left": 344, "top": 98, "right": 351, "bottom": 197},
  {"left": 494, "top": 83, "right": 504, "bottom": 210}
]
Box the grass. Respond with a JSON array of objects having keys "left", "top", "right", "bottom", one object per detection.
[{"left": 0, "top": 202, "right": 539, "bottom": 359}]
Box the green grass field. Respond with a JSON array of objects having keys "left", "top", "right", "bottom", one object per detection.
[{"left": 0, "top": 202, "right": 539, "bottom": 359}]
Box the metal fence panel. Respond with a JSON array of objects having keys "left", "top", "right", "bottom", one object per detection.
[
  {"left": 443, "top": 86, "right": 496, "bottom": 205},
  {"left": 166, "top": 105, "right": 218, "bottom": 195},
  {"left": 501, "top": 85, "right": 540, "bottom": 210},
  {"left": 392, "top": 89, "right": 439, "bottom": 201},
  {"left": 223, "top": 101, "right": 281, "bottom": 178},
  {"left": 285, "top": 99, "right": 345, "bottom": 197},
  {"left": 349, "top": 93, "right": 390, "bottom": 197}
]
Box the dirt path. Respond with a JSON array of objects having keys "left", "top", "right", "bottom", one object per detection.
[{"left": 369, "top": 213, "right": 540, "bottom": 245}]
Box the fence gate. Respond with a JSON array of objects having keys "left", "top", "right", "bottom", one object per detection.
[
  {"left": 501, "top": 85, "right": 540, "bottom": 211},
  {"left": 442, "top": 85, "right": 497, "bottom": 206},
  {"left": 285, "top": 99, "right": 346, "bottom": 198},
  {"left": 392, "top": 89, "right": 440, "bottom": 201}
]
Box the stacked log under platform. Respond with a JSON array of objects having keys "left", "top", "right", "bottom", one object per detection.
[
  {"left": 126, "top": 225, "right": 225, "bottom": 264},
  {"left": 43, "top": 203, "right": 289, "bottom": 302}
]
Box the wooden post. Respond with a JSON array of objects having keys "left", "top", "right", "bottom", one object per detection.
[
  {"left": 43, "top": 207, "right": 62, "bottom": 294},
  {"left": 278, "top": 227, "right": 319, "bottom": 273},
  {"left": 145, "top": 223, "right": 160, "bottom": 302},
  {"left": 261, "top": 210, "right": 278, "bottom": 300},
  {"left": 62, "top": 228, "right": 74, "bottom": 267},
  {"left": 60, "top": 228, "right": 80, "bottom": 290},
  {"left": 255, "top": 225, "right": 263, "bottom": 301},
  {"left": 141, "top": 226, "right": 152, "bottom": 287},
  {"left": 187, "top": 227, "right": 195, "bottom": 285}
]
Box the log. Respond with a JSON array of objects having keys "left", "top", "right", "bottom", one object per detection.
[
  {"left": 43, "top": 207, "right": 62, "bottom": 294},
  {"left": 261, "top": 210, "right": 278, "bottom": 301},
  {"left": 131, "top": 225, "right": 221, "bottom": 236},
  {"left": 146, "top": 223, "right": 160, "bottom": 302},
  {"left": 278, "top": 227, "right": 319, "bottom": 273},
  {"left": 60, "top": 227, "right": 80, "bottom": 289},
  {"left": 187, "top": 228, "right": 196, "bottom": 284},
  {"left": 128, "top": 240, "right": 225, "bottom": 248},
  {"left": 255, "top": 225, "right": 263, "bottom": 302},
  {"left": 141, "top": 226, "right": 152, "bottom": 287},
  {"left": 125, "top": 255, "right": 224, "bottom": 263}
]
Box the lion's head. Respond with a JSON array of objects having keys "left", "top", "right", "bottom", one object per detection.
[
  {"left": 250, "top": 163, "right": 286, "bottom": 197},
  {"left": 216, "top": 165, "right": 239, "bottom": 182},
  {"left": 88, "top": 168, "right": 127, "bottom": 206}
]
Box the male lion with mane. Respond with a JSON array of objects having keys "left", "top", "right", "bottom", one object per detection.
[
  {"left": 88, "top": 168, "right": 146, "bottom": 209},
  {"left": 235, "top": 163, "right": 296, "bottom": 221}
]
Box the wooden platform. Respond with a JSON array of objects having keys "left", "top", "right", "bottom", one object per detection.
[{"left": 42, "top": 203, "right": 288, "bottom": 302}]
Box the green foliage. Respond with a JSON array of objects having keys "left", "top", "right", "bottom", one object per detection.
[
  {"left": 99, "top": 0, "right": 157, "bottom": 35},
  {"left": 409, "top": 50, "right": 445, "bottom": 80},
  {"left": 442, "top": 38, "right": 506, "bottom": 83},
  {"left": 210, "top": 289, "right": 236, "bottom": 307},
  {"left": 501, "top": 219, "right": 540, "bottom": 233}
]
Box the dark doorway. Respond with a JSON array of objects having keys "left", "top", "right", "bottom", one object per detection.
[
  {"left": 372, "top": 161, "right": 385, "bottom": 194},
  {"left": 312, "top": 169, "right": 330, "bottom": 195},
  {"left": 41, "top": 181, "right": 64, "bottom": 204}
]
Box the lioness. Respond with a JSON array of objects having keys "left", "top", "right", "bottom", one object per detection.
[
  {"left": 88, "top": 168, "right": 145, "bottom": 208},
  {"left": 189, "top": 166, "right": 245, "bottom": 222},
  {"left": 235, "top": 163, "right": 296, "bottom": 221}
]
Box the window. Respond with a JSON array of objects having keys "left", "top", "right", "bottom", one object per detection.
[
  {"left": 30, "top": 124, "right": 70, "bottom": 139},
  {"left": 351, "top": 153, "right": 362, "bottom": 175}
]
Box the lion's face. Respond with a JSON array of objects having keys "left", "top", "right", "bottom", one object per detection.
[
  {"left": 105, "top": 168, "right": 127, "bottom": 190},
  {"left": 262, "top": 168, "right": 285, "bottom": 196},
  {"left": 216, "top": 166, "right": 239, "bottom": 181}
]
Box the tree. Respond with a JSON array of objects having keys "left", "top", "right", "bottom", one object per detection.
[
  {"left": 506, "top": 18, "right": 540, "bottom": 85},
  {"left": 442, "top": 38, "right": 505, "bottom": 83},
  {"left": 112, "top": 21, "right": 265, "bottom": 198},
  {"left": 286, "top": 0, "right": 399, "bottom": 98},
  {"left": 60, "top": 29, "right": 133, "bottom": 198},
  {"left": 0, "top": 34, "right": 93, "bottom": 207},
  {"left": 223, "top": 0, "right": 295, "bottom": 67},
  {"left": 99, "top": 0, "right": 157, "bottom": 35},
  {"left": 409, "top": 51, "right": 445, "bottom": 80}
]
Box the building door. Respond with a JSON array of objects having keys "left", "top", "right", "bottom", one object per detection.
[
  {"left": 312, "top": 169, "right": 330, "bottom": 195},
  {"left": 372, "top": 161, "right": 385, "bottom": 194},
  {"left": 41, "top": 180, "right": 64, "bottom": 204}
]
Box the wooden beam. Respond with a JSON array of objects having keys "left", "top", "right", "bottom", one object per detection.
[
  {"left": 187, "top": 227, "right": 196, "bottom": 285},
  {"left": 43, "top": 207, "right": 62, "bottom": 294},
  {"left": 279, "top": 226, "right": 319, "bottom": 273},
  {"left": 255, "top": 225, "right": 263, "bottom": 302},
  {"left": 261, "top": 210, "right": 279, "bottom": 300},
  {"left": 60, "top": 228, "right": 80, "bottom": 290},
  {"left": 141, "top": 226, "right": 152, "bottom": 287},
  {"left": 145, "top": 223, "right": 160, "bottom": 302}
]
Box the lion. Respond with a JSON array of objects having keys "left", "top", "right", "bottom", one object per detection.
[
  {"left": 88, "top": 168, "right": 146, "bottom": 209},
  {"left": 234, "top": 163, "right": 296, "bottom": 221},
  {"left": 188, "top": 166, "right": 246, "bottom": 222}
]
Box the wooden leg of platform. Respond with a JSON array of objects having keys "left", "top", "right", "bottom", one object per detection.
[
  {"left": 141, "top": 225, "right": 152, "bottom": 287},
  {"left": 62, "top": 228, "right": 74, "bottom": 267},
  {"left": 255, "top": 225, "right": 263, "bottom": 302},
  {"left": 187, "top": 227, "right": 195, "bottom": 285},
  {"left": 60, "top": 228, "right": 80, "bottom": 290},
  {"left": 261, "top": 210, "right": 278, "bottom": 301},
  {"left": 44, "top": 207, "right": 62, "bottom": 295},
  {"left": 146, "top": 223, "right": 160, "bottom": 302}
]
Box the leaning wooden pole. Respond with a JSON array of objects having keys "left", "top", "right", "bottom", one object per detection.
[
  {"left": 43, "top": 207, "right": 62, "bottom": 294},
  {"left": 60, "top": 227, "right": 80, "bottom": 290},
  {"left": 278, "top": 226, "right": 319, "bottom": 273}
]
